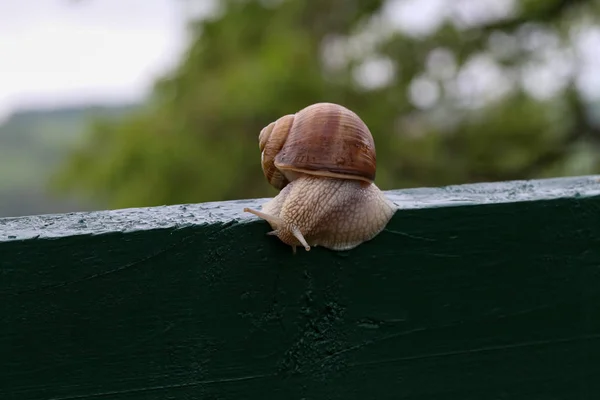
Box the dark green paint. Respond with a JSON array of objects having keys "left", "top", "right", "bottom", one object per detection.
[{"left": 1, "top": 175, "right": 600, "bottom": 399}]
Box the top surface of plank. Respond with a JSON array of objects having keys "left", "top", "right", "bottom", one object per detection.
[{"left": 1, "top": 175, "right": 599, "bottom": 241}]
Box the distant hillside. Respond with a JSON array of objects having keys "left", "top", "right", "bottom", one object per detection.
[{"left": 0, "top": 103, "right": 139, "bottom": 217}]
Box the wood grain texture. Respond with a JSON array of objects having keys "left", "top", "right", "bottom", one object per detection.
[{"left": 1, "top": 175, "right": 600, "bottom": 400}]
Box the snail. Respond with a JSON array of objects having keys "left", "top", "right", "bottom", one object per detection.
[{"left": 244, "top": 102, "right": 396, "bottom": 252}]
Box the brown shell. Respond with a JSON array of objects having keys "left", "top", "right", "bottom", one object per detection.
[
  {"left": 259, "top": 103, "right": 376, "bottom": 190},
  {"left": 259, "top": 114, "right": 295, "bottom": 190}
]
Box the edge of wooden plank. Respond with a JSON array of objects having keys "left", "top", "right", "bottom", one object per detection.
[{"left": 1, "top": 174, "right": 599, "bottom": 241}]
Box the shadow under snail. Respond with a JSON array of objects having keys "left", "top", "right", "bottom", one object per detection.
[{"left": 244, "top": 102, "right": 396, "bottom": 252}]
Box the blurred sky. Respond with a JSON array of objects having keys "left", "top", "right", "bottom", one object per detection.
[
  {"left": 0, "top": 0, "right": 193, "bottom": 121},
  {"left": 1, "top": 0, "right": 599, "bottom": 123}
]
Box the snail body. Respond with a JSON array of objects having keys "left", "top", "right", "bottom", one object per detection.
[{"left": 244, "top": 102, "right": 396, "bottom": 252}]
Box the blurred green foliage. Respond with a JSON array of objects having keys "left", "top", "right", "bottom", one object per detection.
[{"left": 54, "top": 0, "right": 600, "bottom": 209}]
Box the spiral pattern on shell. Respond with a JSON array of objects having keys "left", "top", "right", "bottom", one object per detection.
[{"left": 259, "top": 103, "right": 376, "bottom": 191}]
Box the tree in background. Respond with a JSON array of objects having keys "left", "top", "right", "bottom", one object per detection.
[{"left": 54, "top": 0, "right": 600, "bottom": 209}]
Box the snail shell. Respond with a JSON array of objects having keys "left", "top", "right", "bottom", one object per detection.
[{"left": 259, "top": 102, "right": 377, "bottom": 190}]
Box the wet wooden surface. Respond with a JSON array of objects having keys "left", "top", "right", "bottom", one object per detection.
[{"left": 1, "top": 175, "right": 600, "bottom": 399}]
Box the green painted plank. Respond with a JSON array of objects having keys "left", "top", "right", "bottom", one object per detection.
[{"left": 1, "top": 175, "right": 600, "bottom": 400}]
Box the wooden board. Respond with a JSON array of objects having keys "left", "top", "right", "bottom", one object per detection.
[{"left": 1, "top": 175, "right": 600, "bottom": 399}]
